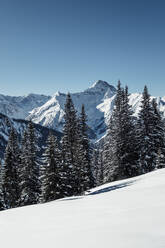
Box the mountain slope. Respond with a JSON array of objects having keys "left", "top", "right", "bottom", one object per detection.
[
  {"left": 0, "top": 169, "right": 165, "bottom": 248},
  {"left": 28, "top": 80, "right": 117, "bottom": 136},
  {"left": 0, "top": 113, "right": 62, "bottom": 159},
  {"left": 0, "top": 93, "right": 50, "bottom": 119}
]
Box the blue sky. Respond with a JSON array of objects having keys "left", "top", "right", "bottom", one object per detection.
[{"left": 0, "top": 0, "right": 165, "bottom": 96}]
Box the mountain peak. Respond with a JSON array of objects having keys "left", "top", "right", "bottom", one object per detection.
[
  {"left": 90, "top": 80, "right": 111, "bottom": 89},
  {"left": 87, "top": 80, "right": 116, "bottom": 96}
]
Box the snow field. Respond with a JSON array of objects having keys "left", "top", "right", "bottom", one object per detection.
[{"left": 0, "top": 169, "right": 165, "bottom": 248}]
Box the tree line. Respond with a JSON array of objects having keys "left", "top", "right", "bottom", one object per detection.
[
  {"left": 94, "top": 81, "right": 165, "bottom": 185},
  {"left": 0, "top": 82, "right": 165, "bottom": 211},
  {"left": 0, "top": 93, "right": 94, "bottom": 210}
]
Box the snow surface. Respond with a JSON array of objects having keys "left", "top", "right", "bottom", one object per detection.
[{"left": 1, "top": 169, "right": 165, "bottom": 248}]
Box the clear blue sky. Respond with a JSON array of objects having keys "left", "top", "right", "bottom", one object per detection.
[{"left": 0, "top": 0, "right": 165, "bottom": 96}]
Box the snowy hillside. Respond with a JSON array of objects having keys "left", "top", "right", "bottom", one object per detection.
[{"left": 1, "top": 169, "right": 165, "bottom": 248}]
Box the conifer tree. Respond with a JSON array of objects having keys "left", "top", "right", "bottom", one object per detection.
[
  {"left": 74, "top": 120, "right": 86, "bottom": 195},
  {"left": 151, "top": 98, "right": 165, "bottom": 165},
  {"left": 61, "top": 93, "right": 80, "bottom": 196},
  {"left": 96, "top": 149, "right": 104, "bottom": 186},
  {"left": 91, "top": 148, "right": 99, "bottom": 186},
  {"left": 137, "top": 86, "right": 157, "bottom": 173},
  {"left": 2, "top": 128, "right": 20, "bottom": 209},
  {"left": 90, "top": 147, "right": 103, "bottom": 187},
  {"left": 103, "top": 82, "right": 138, "bottom": 181},
  {"left": 20, "top": 121, "right": 40, "bottom": 206},
  {"left": 102, "top": 131, "right": 113, "bottom": 182},
  {"left": 41, "top": 133, "right": 61, "bottom": 203},
  {"left": 120, "top": 86, "right": 139, "bottom": 177},
  {"left": 79, "top": 104, "right": 94, "bottom": 191},
  {"left": 103, "top": 81, "right": 123, "bottom": 181}
]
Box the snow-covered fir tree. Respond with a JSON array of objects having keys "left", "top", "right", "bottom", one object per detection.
[
  {"left": 103, "top": 82, "right": 139, "bottom": 182},
  {"left": 91, "top": 147, "right": 99, "bottom": 186},
  {"left": 95, "top": 148, "right": 104, "bottom": 186},
  {"left": 103, "top": 81, "right": 122, "bottom": 182},
  {"left": 137, "top": 86, "right": 158, "bottom": 173},
  {"left": 74, "top": 120, "right": 87, "bottom": 195},
  {"left": 2, "top": 128, "right": 20, "bottom": 209},
  {"left": 151, "top": 98, "right": 165, "bottom": 166},
  {"left": 79, "top": 104, "right": 94, "bottom": 191},
  {"left": 40, "top": 133, "right": 62, "bottom": 203},
  {"left": 61, "top": 93, "right": 81, "bottom": 196},
  {"left": 20, "top": 121, "right": 40, "bottom": 206},
  {"left": 119, "top": 86, "right": 139, "bottom": 177},
  {"left": 19, "top": 130, "right": 28, "bottom": 206}
]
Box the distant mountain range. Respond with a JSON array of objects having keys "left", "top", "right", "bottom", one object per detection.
[
  {"left": 0, "top": 80, "right": 165, "bottom": 142},
  {"left": 0, "top": 112, "right": 62, "bottom": 160}
]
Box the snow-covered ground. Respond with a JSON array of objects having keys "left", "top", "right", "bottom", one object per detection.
[{"left": 1, "top": 169, "right": 165, "bottom": 248}]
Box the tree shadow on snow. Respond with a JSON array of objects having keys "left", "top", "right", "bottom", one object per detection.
[
  {"left": 59, "top": 196, "right": 84, "bottom": 202},
  {"left": 88, "top": 180, "right": 136, "bottom": 196}
]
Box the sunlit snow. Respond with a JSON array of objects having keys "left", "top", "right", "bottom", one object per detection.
[{"left": 1, "top": 169, "right": 165, "bottom": 248}]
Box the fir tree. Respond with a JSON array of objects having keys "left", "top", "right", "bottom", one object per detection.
[
  {"left": 102, "top": 131, "right": 113, "bottom": 183},
  {"left": 79, "top": 104, "right": 94, "bottom": 191},
  {"left": 103, "top": 81, "right": 122, "bottom": 182},
  {"left": 120, "top": 86, "right": 139, "bottom": 177},
  {"left": 20, "top": 121, "right": 40, "bottom": 206},
  {"left": 103, "top": 82, "right": 139, "bottom": 181},
  {"left": 74, "top": 120, "right": 86, "bottom": 195},
  {"left": 137, "top": 86, "right": 158, "bottom": 173},
  {"left": 91, "top": 148, "right": 99, "bottom": 186},
  {"left": 2, "top": 128, "right": 20, "bottom": 209},
  {"left": 41, "top": 133, "right": 61, "bottom": 203},
  {"left": 96, "top": 148, "right": 104, "bottom": 186},
  {"left": 61, "top": 93, "right": 80, "bottom": 196},
  {"left": 151, "top": 98, "right": 165, "bottom": 165}
]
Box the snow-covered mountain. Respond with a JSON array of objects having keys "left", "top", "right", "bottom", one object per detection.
[
  {"left": 0, "top": 80, "right": 165, "bottom": 140},
  {"left": 28, "top": 80, "right": 116, "bottom": 137},
  {"left": 1, "top": 168, "right": 165, "bottom": 248},
  {"left": 0, "top": 113, "right": 62, "bottom": 159},
  {"left": 0, "top": 93, "right": 50, "bottom": 119},
  {"left": 28, "top": 80, "right": 165, "bottom": 139},
  {"left": 129, "top": 93, "right": 165, "bottom": 117}
]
